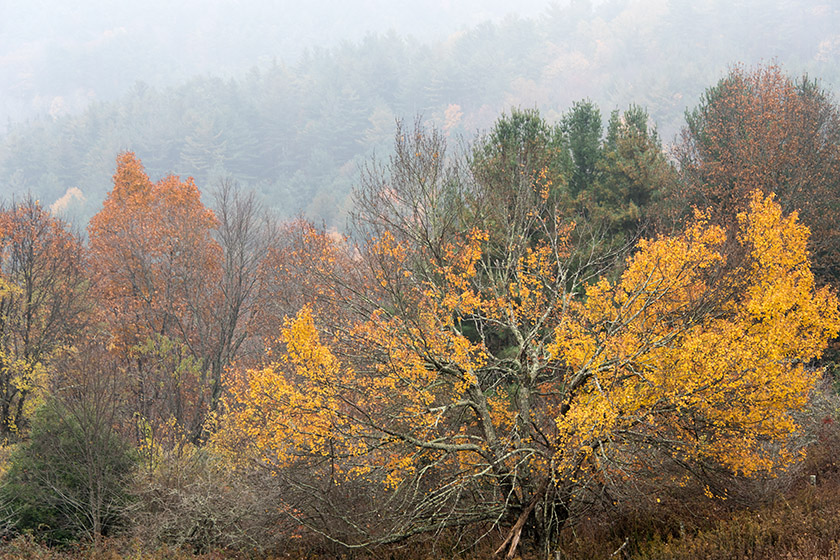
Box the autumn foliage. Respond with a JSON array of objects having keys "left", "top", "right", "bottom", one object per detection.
[
  {"left": 3, "top": 70, "right": 840, "bottom": 558},
  {"left": 89, "top": 152, "right": 221, "bottom": 353},
  {"left": 0, "top": 200, "right": 88, "bottom": 441},
  {"left": 88, "top": 152, "right": 223, "bottom": 442},
  {"left": 674, "top": 64, "right": 840, "bottom": 286},
  {"left": 220, "top": 176, "right": 838, "bottom": 555}
]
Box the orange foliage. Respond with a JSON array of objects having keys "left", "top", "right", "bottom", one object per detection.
[
  {"left": 676, "top": 63, "right": 840, "bottom": 284},
  {"left": 0, "top": 200, "right": 88, "bottom": 440},
  {"left": 251, "top": 219, "right": 353, "bottom": 351},
  {"left": 88, "top": 153, "right": 222, "bottom": 442},
  {"left": 89, "top": 152, "right": 220, "bottom": 351}
]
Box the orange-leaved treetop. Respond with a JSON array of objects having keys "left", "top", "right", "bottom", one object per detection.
[{"left": 88, "top": 152, "right": 222, "bottom": 446}]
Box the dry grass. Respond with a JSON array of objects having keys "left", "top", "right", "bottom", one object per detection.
[{"left": 6, "top": 407, "right": 840, "bottom": 560}]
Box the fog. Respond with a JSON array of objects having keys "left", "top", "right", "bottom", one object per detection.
[
  {"left": 1, "top": 0, "right": 553, "bottom": 125},
  {"left": 1, "top": 0, "right": 838, "bottom": 225}
]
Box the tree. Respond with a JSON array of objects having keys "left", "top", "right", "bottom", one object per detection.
[
  {"left": 673, "top": 63, "right": 840, "bottom": 286},
  {"left": 470, "top": 106, "right": 672, "bottom": 273},
  {"left": 562, "top": 100, "right": 603, "bottom": 198},
  {"left": 220, "top": 182, "right": 838, "bottom": 557},
  {"left": 470, "top": 109, "right": 571, "bottom": 257},
  {"left": 2, "top": 342, "right": 136, "bottom": 544},
  {"left": 207, "top": 179, "right": 276, "bottom": 407},
  {"left": 0, "top": 199, "right": 89, "bottom": 442},
  {"left": 471, "top": 108, "right": 569, "bottom": 205},
  {"left": 251, "top": 218, "right": 354, "bottom": 354},
  {"left": 89, "top": 155, "right": 275, "bottom": 447},
  {"left": 593, "top": 105, "right": 676, "bottom": 241},
  {"left": 353, "top": 118, "right": 471, "bottom": 275},
  {"left": 88, "top": 153, "right": 222, "bottom": 443}
]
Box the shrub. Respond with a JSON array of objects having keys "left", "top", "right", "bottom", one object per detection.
[
  {"left": 131, "top": 442, "right": 292, "bottom": 554},
  {"left": 1, "top": 399, "right": 136, "bottom": 544}
]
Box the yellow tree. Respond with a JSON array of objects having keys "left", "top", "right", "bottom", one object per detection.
[
  {"left": 219, "top": 110, "right": 838, "bottom": 555},
  {"left": 222, "top": 181, "right": 838, "bottom": 554}
]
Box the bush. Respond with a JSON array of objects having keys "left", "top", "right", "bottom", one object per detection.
[
  {"left": 131, "top": 442, "right": 293, "bottom": 554},
  {"left": 1, "top": 399, "right": 136, "bottom": 544}
]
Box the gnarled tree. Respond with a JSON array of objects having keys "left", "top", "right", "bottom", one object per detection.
[{"left": 221, "top": 124, "right": 838, "bottom": 559}]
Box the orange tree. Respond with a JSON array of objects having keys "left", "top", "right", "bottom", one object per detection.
[
  {"left": 673, "top": 63, "right": 840, "bottom": 286},
  {"left": 89, "top": 153, "right": 221, "bottom": 444},
  {"left": 221, "top": 146, "right": 838, "bottom": 558},
  {"left": 88, "top": 154, "right": 271, "bottom": 446},
  {"left": 0, "top": 199, "right": 89, "bottom": 442}
]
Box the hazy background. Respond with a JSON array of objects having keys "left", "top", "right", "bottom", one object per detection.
[
  {"left": 0, "top": 0, "right": 553, "bottom": 126},
  {"left": 1, "top": 0, "right": 838, "bottom": 227}
]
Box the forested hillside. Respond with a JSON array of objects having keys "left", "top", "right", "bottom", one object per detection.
[{"left": 2, "top": 0, "right": 839, "bottom": 227}]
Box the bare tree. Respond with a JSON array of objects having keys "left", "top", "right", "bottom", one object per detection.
[
  {"left": 208, "top": 179, "right": 277, "bottom": 410},
  {"left": 3, "top": 340, "right": 134, "bottom": 544}
]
